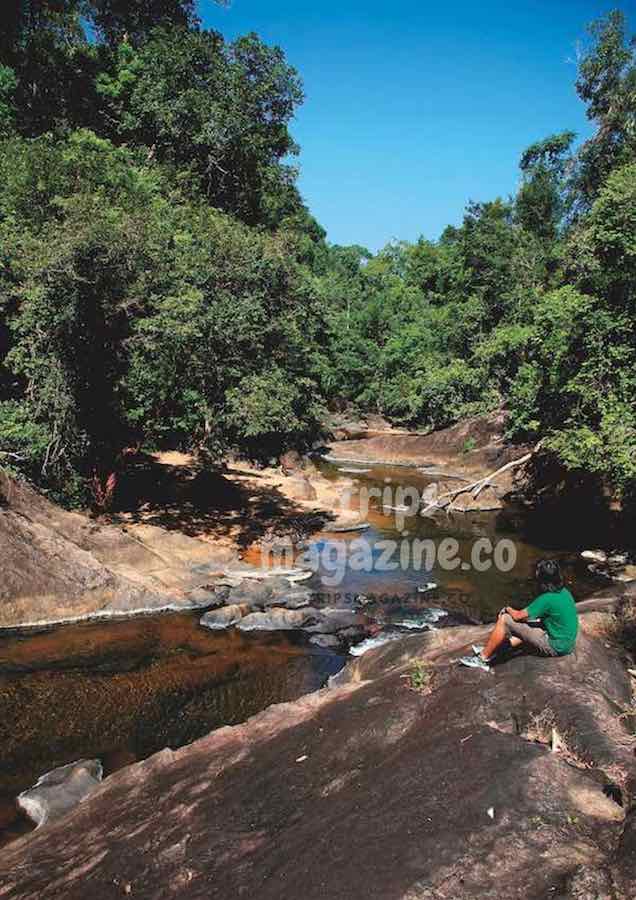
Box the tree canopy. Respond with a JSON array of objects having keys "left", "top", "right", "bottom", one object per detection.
[{"left": 0, "top": 4, "right": 635, "bottom": 512}]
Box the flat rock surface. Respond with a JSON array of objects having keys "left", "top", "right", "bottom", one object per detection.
[
  {"left": 0, "top": 611, "right": 633, "bottom": 900},
  {"left": 0, "top": 473, "right": 238, "bottom": 628}
]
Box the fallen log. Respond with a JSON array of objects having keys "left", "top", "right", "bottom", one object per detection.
[{"left": 421, "top": 441, "right": 544, "bottom": 515}]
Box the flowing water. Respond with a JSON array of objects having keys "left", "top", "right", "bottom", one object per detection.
[
  {"left": 0, "top": 460, "right": 606, "bottom": 845},
  {"left": 314, "top": 461, "right": 604, "bottom": 622}
]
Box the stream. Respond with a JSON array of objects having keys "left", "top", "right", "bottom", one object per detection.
[{"left": 0, "top": 460, "right": 607, "bottom": 846}]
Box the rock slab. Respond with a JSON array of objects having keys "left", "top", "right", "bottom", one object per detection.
[{"left": 1, "top": 611, "right": 632, "bottom": 900}]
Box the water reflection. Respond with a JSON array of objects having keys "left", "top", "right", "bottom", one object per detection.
[{"left": 0, "top": 616, "right": 344, "bottom": 846}]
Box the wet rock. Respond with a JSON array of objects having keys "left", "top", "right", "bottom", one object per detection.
[
  {"left": 336, "top": 625, "right": 371, "bottom": 643},
  {"left": 199, "top": 604, "right": 249, "bottom": 630},
  {"left": 326, "top": 522, "right": 370, "bottom": 533},
  {"left": 581, "top": 549, "right": 608, "bottom": 564},
  {"left": 18, "top": 760, "right": 103, "bottom": 828},
  {"left": 305, "top": 608, "right": 364, "bottom": 635},
  {"left": 309, "top": 634, "right": 342, "bottom": 649},
  {"left": 226, "top": 577, "right": 314, "bottom": 611},
  {"left": 263, "top": 589, "right": 312, "bottom": 610},
  {"left": 183, "top": 587, "right": 227, "bottom": 609},
  {"left": 227, "top": 580, "right": 273, "bottom": 609},
  {"left": 582, "top": 549, "right": 636, "bottom": 583},
  {"left": 236, "top": 607, "right": 321, "bottom": 632},
  {"left": 608, "top": 552, "right": 629, "bottom": 566}
]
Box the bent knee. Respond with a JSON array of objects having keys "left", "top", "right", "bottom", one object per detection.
[{"left": 499, "top": 612, "right": 514, "bottom": 633}]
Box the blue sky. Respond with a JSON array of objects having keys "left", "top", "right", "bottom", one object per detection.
[{"left": 200, "top": 1, "right": 630, "bottom": 251}]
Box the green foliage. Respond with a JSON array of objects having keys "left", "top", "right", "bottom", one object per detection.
[
  {"left": 225, "top": 371, "right": 323, "bottom": 458},
  {"left": 0, "top": 3, "right": 635, "bottom": 512},
  {"left": 516, "top": 131, "right": 575, "bottom": 244},
  {"left": 0, "top": 66, "right": 17, "bottom": 136},
  {"left": 378, "top": 359, "right": 488, "bottom": 430},
  {"left": 568, "top": 162, "right": 636, "bottom": 306},
  {"left": 123, "top": 201, "right": 325, "bottom": 457},
  {"left": 402, "top": 659, "right": 433, "bottom": 693},
  {"left": 573, "top": 10, "right": 636, "bottom": 207},
  {"left": 88, "top": 0, "right": 199, "bottom": 46},
  {"left": 94, "top": 28, "right": 304, "bottom": 224},
  {"left": 0, "top": 129, "right": 324, "bottom": 498}
]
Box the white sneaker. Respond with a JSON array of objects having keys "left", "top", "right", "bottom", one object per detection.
[
  {"left": 459, "top": 654, "right": 491, "bottom": 672},
  {"left": 472, "top": 644, "right": 485, "bottom": 657}
]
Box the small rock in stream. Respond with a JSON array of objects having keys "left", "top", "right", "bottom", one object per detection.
[
  {"left": 304, "top": 608, "right": 364, "bottom": 634},
  {"left": 309, "top": 634, "right": 342, "bottom": 649},
  {"left": 236, "top": 608, "right": 320, "bottom": 632},
  {"left": 263, "top": 590, "right": 312, "bottom": 610},
  {"left": 200, "top": 604, "right": 249, "bottom": 630},
  {"left": 18, "top": 760, "right": 103, "bottom": 828},
  {"left": 581, "top": 549, "right": 609, "bottom": 564}
]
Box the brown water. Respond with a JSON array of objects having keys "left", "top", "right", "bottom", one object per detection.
[
  {"left": 0, "top": 461, "right": 608, "bottom": 846},
  {"left": 314, "top": 461, "right": 605, "bottom": 622},
  {"left": 0, "top": 616, "right": 344, "bottom": 846}
]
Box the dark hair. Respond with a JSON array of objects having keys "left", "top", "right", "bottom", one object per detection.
[{"left": 535, "top": 558, "right": 563, "bottom": 593}]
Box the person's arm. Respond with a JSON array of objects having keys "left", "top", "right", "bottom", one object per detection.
[
  {"left": 524, "top": 594, "right": 548, "bottom": 622},
  {"left": 505, "top": 606, "right": 529, "bottom": 622}
]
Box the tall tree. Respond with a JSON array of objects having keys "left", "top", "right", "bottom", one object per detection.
[
  {"left": 516, "top": 131, "right": 575, "bottom": 242},
  {"left": 574, "top": 10, "right": 636, "bottom": 207},
  {"left": 88, "top": 0, "right": 199, "bottom": 46},
  {"left": 96, "top": 28, "right": 304, "bottom": 223}
]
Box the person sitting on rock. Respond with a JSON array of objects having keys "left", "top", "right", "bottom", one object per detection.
[{"left": 459, "top": 559, "right": 578, "bottom": 672}]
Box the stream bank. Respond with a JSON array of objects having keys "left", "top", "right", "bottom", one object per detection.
[
  {"left": 0, "top": 590, "right": 634, "bottom": 899},
  {"left": 2, "top": 412, "right": 634, "bottom": 875}
]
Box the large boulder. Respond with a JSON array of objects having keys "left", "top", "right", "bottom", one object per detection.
[{"left": 17, "top": 760, "right": 103, "bottom": 828}]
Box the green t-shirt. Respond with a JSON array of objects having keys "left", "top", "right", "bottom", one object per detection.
[{"left": 526, "top": 588, "right": 578, "bottom": 655}]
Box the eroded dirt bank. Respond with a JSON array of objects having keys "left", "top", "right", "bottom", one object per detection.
[{"left": 1, "top": 591, "right": 634, "bottom": 899}]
